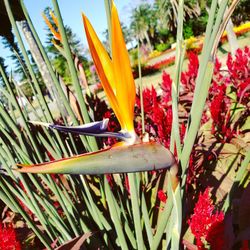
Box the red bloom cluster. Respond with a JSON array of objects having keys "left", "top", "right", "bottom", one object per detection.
[
  {"left": 188, "top": 188, "right": 225, "bottom": 249},
  {"left": 136, "top": 72, "right": 173, "bottom": 148},
  {"left": 181, "top": 52, "right": 199, "bottom": 93},
  {"left": 157, "top": 190, "right": 167, "bottom": 203},
  {"left": 161, "top": 71, "right": 172, "bottom": 105},
  {"left": 209, "top": 81, "right": 235, "bottom": 142},
  {"left": 208, "top": 47, "right": 250, "bottom": 142},
  {"left": 0, "top": 223, "right": 21, "bottom": 250},
  {"left": 227, "top": 47, "right": 250, "bottom": 105}
]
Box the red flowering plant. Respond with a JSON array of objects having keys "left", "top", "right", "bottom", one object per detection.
[
  {"left": 207, "top": 47, "right": 250, "bottom": 143},
  {"left": 135, "top": 73, "right": 173, "bottom": 148},
  {"left": 181, "top": 52, "right": 199, "bottom": 94},
  {"left": 188, "top": 188, "right": 225, "bottom": 250},
  {"left": 227, "top": 47, "right": 250, "bottom": 105},
  {"left": 0, "top": 222, "right": 21, "bottom": 250}
]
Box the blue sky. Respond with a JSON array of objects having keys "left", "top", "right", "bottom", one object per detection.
[{"left": 1, "top": 0, "right": 153, "bottom": 71}]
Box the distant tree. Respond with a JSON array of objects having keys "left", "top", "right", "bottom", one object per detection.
[
  {"left": 1, "top": 38, "right": 29, "bottom": 81},
  {"left": 0, "top": 57, "right": 8, "bottom": 105},
  {"left": 130, "top": 3, "right": 156, "bottom": 52},
  {"left": 154, "top": 0, "right": 201, "bottom": 34},
  {"left": 231, "top": 0, "right": 250, "bottom": 25}
]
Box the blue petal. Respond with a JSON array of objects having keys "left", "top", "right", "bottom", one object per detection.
[
  {"left": 49, "top": 119, "right": 109, "bottom": 134},
  {"left": 29, "top": 119, "right": 132, "bottom": 140}
]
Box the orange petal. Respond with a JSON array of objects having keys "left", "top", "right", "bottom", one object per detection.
[
  {"left": 49, "top": 10, "right": 59, "bottom": 28},
  {"left": 82, "top": 14, "right": 125, "bottom": 129},
  {"left": 42, "top": 12, "right": 61, "bottom": 41},
  {"left": 111, "top": 4, "right": 135, "bottom": 131}
]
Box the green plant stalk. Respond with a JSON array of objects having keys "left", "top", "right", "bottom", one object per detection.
[
  {"left": 11, "top": 48, "right": 47, "bottom": 120},
  {"left": 169, "top": 177, "right": 182, "bottom": 249},
  {"left": 211, "top": 0, "right": 241, "bottom": 57},
  {"left": 191, "top": 0, "right": 228, "bottom": 103},
  {"left": 128, "top": 173, "right": 144, "bottom": 250},
  {"left": 8, "top": 0, "right": 71, "bottom": 160},
  {"left": 2, "top": 0, "right": 97, "bottom": 239},
  {"left": 3, "top": 177, "right": 57, "bottom": 242},
  {"left": 34, "top": 194, "right": 72, "bottom": 241},
  {"left": 170, "top": 0, "right": 184, "bottom": 156},
  {"left": 0, "top": 176, "right": 52, "bottom": 249},
  {"left": 136, "top": 38, "right": 145, "bottom": 135},
  {"left": 14, "top": 86, "right": 29, "bottom": 120},
  {"left": 58, "top": 182, "right": 91, "bottom": 234},
  {"left": 0, "top": 189, "right": 17, "bottom": 212},
  {"left": 116, "top": 193, "right": 137, "bottom": 248},
  {"left": 2, "top": 131, "right": 80, "bottom": 242},
  {"left": 44, "top": 176, "right": 81, "bottom": 236},
  {"left": 1, "top": 137, "right": 49, "bottom": 197},
  {"left": 4, "top": 0, "right": 48, "bottom": 122},
  {"left": 0, "top": 124, "right": 31, "bottom": 163},
  {"left": 199, "top": 0, "right": 218, "bottom": 64},
  {"left": 181, "top": 61, "right": 214, "bottom": 183},
  {"left": 104, "top": 0, "right": 113, "bottom": 53},
  {"left": 0, "top": 125, "right": 30, "bottom": 162},
  {"left": 8, "top": 98, "right": 18, "bottom": 124},
  {"left": 0, "top": 103, "right": 30, "bottom": 158},
  {"left": 3, "top": 0, "right": 50, "bottom": 162},
  {"left": 0, "top": 62, "right": 61, "bottom": 160},
  {"left": 80, "top": 176, "right": 111, "bottom": 245},
  {"left": 16, "top": 88, "right": 66, "bottom": 158},
  {"left": 52, "top": 0, "right": 98, "bottom": 152},
  {"left": 0, "top": 142, "right": 17, "bottom": 180},
  {"left": 165, "top": 204, "right": 176, "bottom": 248},
  {"left": 180, "top": 0, "right": 228, "bottom": 175},
  {"left": 141, "top": 192, "right": 153, "bottom": 247},
  {"left": 3, "top": 137, "right": 54, "bottom": 199},
  {"left": 1, "top": 153, "right": 50, "bottom": 229},
  {"left": 104, "top": 178, "right": 129, "bottom": 250},
  {"left": 37, "top": 132, "right": 60, "bottom": 160},
  {"left": 19, "top": 0, "right": 91, "bottom": 153},
  {"left": 151, "top": 176, "right": 174, "bottom": 250}
]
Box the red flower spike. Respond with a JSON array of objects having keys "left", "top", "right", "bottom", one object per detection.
[
  {"left": 227, "top": 47, "right": 250, "bottom": 104},
  {"left": 161, "top": 71, "right": 172, "bottom": 105},
  {"left": 158, "top": 190, "right": 167, "bottom": 203},
  {"left": 188, "top": 188, "right": 225, "bottom": 249},
  {"left": 0, "top": 223, "right": 21, "bottom": 250},
  {"left": 181, "top": 52, "right": 199, "bottom": 93}
]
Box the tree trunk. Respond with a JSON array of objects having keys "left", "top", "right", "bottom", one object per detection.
[
  {"left": 144, "top": 30, "right": 153, "bottom": 53},
  {"left": 18, "top": 20, "right": 57, "bottom": 100}
]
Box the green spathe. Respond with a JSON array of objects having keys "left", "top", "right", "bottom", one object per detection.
[{"left": 17, "top": 142, "right": 175, "bottom": 174}]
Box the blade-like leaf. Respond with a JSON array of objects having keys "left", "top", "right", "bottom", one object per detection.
[{"left": 16, "top": 142, "right": 176, "bottom": 174}]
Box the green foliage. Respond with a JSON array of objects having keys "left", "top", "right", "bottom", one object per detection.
[
  {"left": 183, "top": 24, "right": 194, "bottom": 39},
  {"left": 232, "top": 0, "right": 250, "bottom": 25},
  {"left": 155, "top": 42, "right": 170, "bottom": 52}
]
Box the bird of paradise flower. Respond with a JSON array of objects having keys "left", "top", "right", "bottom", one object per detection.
[{"left": 17, "top": 3, "right": 178, "bottom": 188}]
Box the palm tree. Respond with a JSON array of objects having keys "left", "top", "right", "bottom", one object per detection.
[
  {"left": 154, "top": 0, "right": 201, "bottom": 32},
  {"left": 130, "top": 3, "right": 156, "bottom": 52}
]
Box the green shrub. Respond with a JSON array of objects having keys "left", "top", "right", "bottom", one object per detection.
[{"left": 155, "top": 43, "right": 170, "bottom": 52}]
